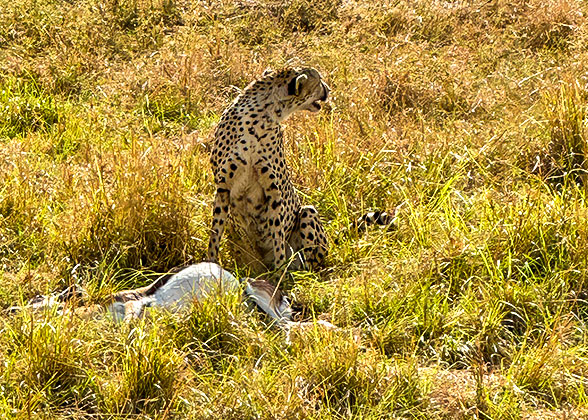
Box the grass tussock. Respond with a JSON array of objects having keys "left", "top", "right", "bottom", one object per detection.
[
  {"left": 99, "top": 321, "right": 182, "bottom": 414},
  {"left": 542, "top": 81, "right": 588, "bottom": 185},
  {"left": 1, "top": 311, "right": 95, "bottom": 412},
  {"left": 288, "top": 326, "right": 425, "bottom": 416},
  {"left": 518, "top": 0, "right": 583, "bottom": 50},
  {"left": 173, "top": 284, "right": 259, "bottom": 366},
  {"left": 2, "top": 0, "right": 588, "bottom": 418}
]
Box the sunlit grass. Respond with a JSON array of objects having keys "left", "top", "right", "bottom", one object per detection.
[{"left": 1, "top": 0, "right": 588, "bottom": 417}]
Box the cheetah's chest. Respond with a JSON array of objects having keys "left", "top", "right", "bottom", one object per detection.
[
  {"left": 211, "top": 104, "right": 299, "bottom": 249},
  {"left": 228, "top": 148, "right": 291, "bottom": 241},
  {"left": 229, "top": 166, "right": 267, "bottom": 238}
]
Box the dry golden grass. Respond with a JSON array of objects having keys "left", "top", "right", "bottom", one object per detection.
[{"left": 2, "top": 0, "right": 588, "bottom": 418}]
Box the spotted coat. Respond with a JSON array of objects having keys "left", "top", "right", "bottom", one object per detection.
[{"left": 206, "top": 67, "right": 330, "bottom": 271}]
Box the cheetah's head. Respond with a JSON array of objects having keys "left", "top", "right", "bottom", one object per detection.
[
  {"left": 259, "top": 67, "right": 330, "bottom": 120},
  {"left": 284, "top": 67, "right": 330, "bottom": 113}
]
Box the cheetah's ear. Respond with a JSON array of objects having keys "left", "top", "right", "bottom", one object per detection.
[{"left": 287, "top": 73, "right": 308, "bottom": 96}]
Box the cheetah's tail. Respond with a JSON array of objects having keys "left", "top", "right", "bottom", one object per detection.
[
  {"left": 353, "top": 210, "right": 397, "bottom": 233},
  {"left": 333, "top": 208, "right": 398, "bottom": 245}
]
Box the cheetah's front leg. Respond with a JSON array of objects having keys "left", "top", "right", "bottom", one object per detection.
[
  {"left": 254, "top": 159, "right": 288, "bottom": 269},
  {"left": 265, "top": 183, "right": 288, "bottom": 269},
  {"left": 207, "top": 187, "right": 230, "bottom": 263}
]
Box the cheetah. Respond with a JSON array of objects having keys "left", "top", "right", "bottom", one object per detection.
[
  {"left": 207, "top": 67, "right": 330, "bottom": 272},
  {"left": 207, "top": 68, "right": 396, "bottom": 272}
]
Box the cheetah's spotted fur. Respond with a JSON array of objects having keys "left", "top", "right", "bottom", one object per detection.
[{"left": 207, "top": 67, "right": 330, "bottom": 271}]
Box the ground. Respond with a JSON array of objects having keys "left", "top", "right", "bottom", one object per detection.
[{"left": 1, "top": 0, "right": 588, "bottom": 418}]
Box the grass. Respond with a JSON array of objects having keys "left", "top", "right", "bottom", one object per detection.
[{"left": 1, "top": 0, "right": 588, "bottom": 417}]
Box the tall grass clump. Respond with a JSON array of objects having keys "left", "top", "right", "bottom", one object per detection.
[
  {"left": 542, "top": 81, "right": 588, "bottom": 185},
  {"left": 509, "top": 330, "right": 569, "bottom": 406},
  {"left": 171, "top": 281, "right": 265, "bottom": 370},
  {"left": 1, "top": 311, "right": 94, "bottom": 412},
  {"left": 0, "top": 78, "right": 61, "bottom": 139},
  {"left": 99, "top": 320, "right": 181, "bottom": 414},
  {"left": 278, "top": 0, "right": 342, "bottom": 33},
  {"left": 518, "top": 0, "right": 582, "bottom": 50},
  {"left": 288, "top": 326, "right": 425, "bottom": 416},
  {"left": 59, "top": 138, "right": 206, "bottom": 276}
]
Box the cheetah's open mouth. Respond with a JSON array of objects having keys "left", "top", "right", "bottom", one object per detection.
[
  {"left": 308, "top": 95, "right": 328, "bottom": 112},
  {"left": 306, "top": 82, "right": 329, "bottom": 112},
  {"left": 308, "top": 100, "right": 324, "bottom": 112}
]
